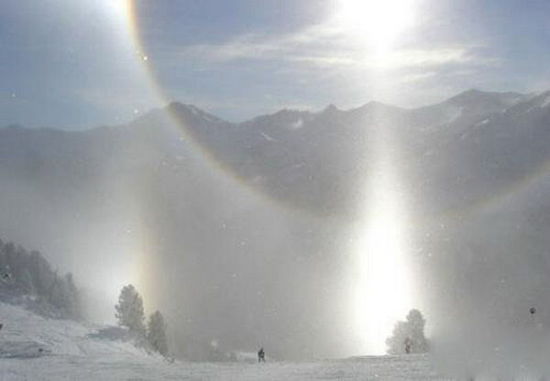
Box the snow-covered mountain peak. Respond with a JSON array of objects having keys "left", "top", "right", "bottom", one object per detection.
[
  {"left": 322, "top": 104, "right": 340, "bottom": 114},
  {"left": 167, "top": 102, "right": 225, "bottom": 124},
  {"left": 240, "top": 108, "right": 314, "bottom": 130},
  {"left": 447, "top": 89, "right": 526, "bottom": 109},
  {"left": 351, "top": 101, "right": 405, "bottom": 115}
]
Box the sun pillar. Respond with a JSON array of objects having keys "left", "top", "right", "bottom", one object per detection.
[{"left": 352, "top": 123, "right": 416, "bottom": 355}]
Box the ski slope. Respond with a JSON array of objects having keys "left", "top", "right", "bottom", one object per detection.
[{"left": 0, "top": 303, "right": 449, "bottom": 380}]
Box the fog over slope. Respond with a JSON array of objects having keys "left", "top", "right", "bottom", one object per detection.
[{"left": 1, "top": 89, "right": 550, "bottom": 363}]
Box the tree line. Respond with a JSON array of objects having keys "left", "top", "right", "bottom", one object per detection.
[
  {"left": 0, "top": 238, "right": 81, "bottom": 319},
  {"left": 0, "top": 238, "right": 169, "bottom": 357},
  {"left": 115, "top": 284, "right": 169, "bottom": 357}
]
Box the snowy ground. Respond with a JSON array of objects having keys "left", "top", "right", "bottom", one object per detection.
[{"left": 0, "top": 303, "right": 450, "bottom": 380}]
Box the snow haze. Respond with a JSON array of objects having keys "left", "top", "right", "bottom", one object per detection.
[{"left": 1, "top": 90, "right": 550, "bottom": 372}]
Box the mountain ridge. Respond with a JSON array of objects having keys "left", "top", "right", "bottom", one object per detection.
[{"left": 2, "top": 89, "right": 541, "bottom": 132}]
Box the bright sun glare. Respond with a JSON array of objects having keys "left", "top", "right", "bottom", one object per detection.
[
  {"left": 353, "top": 128, "right": 416, "bottom": 355},
  {"left": 334, "top": 0, "right": 419, "bottom": 355},
  {"left": 336, "top": 0, "right": 416, "bottom": 53}
]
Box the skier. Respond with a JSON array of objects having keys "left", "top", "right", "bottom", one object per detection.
[
  {"left": 404, "top": 337, "right": 412, "bottom": 354},
  {"left": 258, "top": 347, "right": 265, "bottom": 362}
]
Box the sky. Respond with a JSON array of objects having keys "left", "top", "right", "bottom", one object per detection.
[{"left": 1, "top": 0, "right": 550, "bottom": 129}]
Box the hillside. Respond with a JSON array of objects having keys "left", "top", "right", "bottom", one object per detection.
[{"left": 0, "top": 302, "right": 447, "bottom": 380}]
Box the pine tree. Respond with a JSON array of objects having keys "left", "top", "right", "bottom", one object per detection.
[
  {"left": 64, "top": 273, "right": 80, "bottom": 319},
  {"left": 405, "top": 309, "right": 429, "bottom": 353},
  {"left": 385, "top": 309, "right": 429, "bottom": 354},
  {"left": 147, "top": 310, "right": 168, "bottom": 356},
  {"left": 20, "top": 269, "right": 35, "bottom": 295},
  {"left": 115, "top": 284, "right": 146, "bottom": 335},
  {"left": 29, "top": 250, "right": 55, "bottom": 295}
]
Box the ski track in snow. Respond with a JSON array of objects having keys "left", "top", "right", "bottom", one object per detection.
[{"left": 0, "top": 303, "right": 450, "bottom": 380}]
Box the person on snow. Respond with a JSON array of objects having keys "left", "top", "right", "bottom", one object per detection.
[{"left": 258, "top": 347, "right": 265, "bottom": 362}]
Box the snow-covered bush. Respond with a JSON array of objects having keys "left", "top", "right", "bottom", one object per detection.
[{"left": 386, "top": 309, "right": 429, "bottom": 354}]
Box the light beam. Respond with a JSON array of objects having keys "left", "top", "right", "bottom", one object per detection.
[{"left": 352, "top": 124, "right": 416, "bottom": 355}]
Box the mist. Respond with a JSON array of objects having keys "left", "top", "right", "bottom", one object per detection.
[{"left": 1, "top": 90, "right": 550, "bottom": 372}]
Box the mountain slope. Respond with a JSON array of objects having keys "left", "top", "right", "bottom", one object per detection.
[{"left": 0, "top": 302, "right": 446, "bottom": 380}]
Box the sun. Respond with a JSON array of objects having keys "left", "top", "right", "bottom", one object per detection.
[{"left": 335, "top": 0, "right": 416, "bottom": 53}]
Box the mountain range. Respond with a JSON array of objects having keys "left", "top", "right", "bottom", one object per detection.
[{"left": 1, "top": 89, "right": 550, "bottom": 360}]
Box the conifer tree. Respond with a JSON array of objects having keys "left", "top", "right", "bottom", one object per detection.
[
  {"left": 147, "top": 310, "right": 168, "bottom": 356},
  {"left": 115, "top": 284, "right": 146, "bottom": 335}
]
